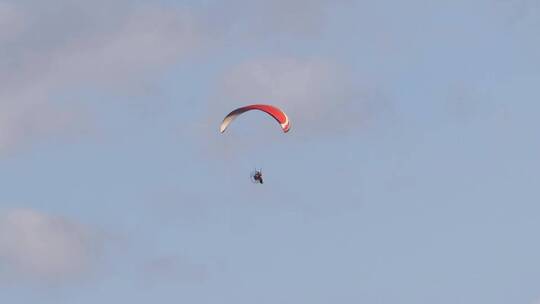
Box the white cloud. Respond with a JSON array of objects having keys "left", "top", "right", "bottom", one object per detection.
[
  {"left": 207, "top": 0, "right": 351, "bottom": 39},
  {"left": 0, "top": 1, "right": 205, "bottom": 154},
  {"left": 0, "top": 2, "right": 25, "bottom": 42},
  {"left": 217, "top": 57, "right": 385, "bottom": 137},
  {"left": 493, "top": 0, "right": 540, "bottom": 24},
  {"left": 44, "top": 6, "right": 203, "bottom": 89},
  {"left": 0, "top": 209, "right": 103, "bottom": 281}
]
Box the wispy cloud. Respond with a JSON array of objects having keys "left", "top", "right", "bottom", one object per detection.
[
  {"left": 493, "top": 0, "right": 540, "bottom": 24},
  {"left": 0, "top": 1, "right": 205, "bottom": 154},
  {"left": 217, "top": 57, "right": 385, "bottom": 137},
  {"left": 0, "top": 2, "right": 25, "bottom": 42},
  {"left": 207, "top": 0, "right": 350, "bottom": 38},
  {"left": 0, "top": 208, "right": 103, "bottom": 282}
]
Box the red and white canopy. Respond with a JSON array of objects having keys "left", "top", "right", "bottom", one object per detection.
[{"left": 219, "top": 104, "right": 290, "bottom": 133}]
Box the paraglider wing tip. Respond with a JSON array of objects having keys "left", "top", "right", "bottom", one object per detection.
[{"left": 281, "top": 122, "right": 290, "bottom": 133}]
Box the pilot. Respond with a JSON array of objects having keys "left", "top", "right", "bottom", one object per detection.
[{"left": 253, "top": 170, "right": 264, "bottom": 184}]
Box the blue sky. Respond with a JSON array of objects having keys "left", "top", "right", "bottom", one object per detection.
[{"left": 1, "top": 0, "right": 540, "bottom": 303}]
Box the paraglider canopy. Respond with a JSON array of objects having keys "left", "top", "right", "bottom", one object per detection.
[{"left": 219, "top": 104, "right": 290, "bottom": 133}]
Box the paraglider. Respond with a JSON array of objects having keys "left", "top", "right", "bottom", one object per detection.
[
  {"left": 219, "top": 104, "right": 290, "bottom": 133},
  {"left": 220, "top": 104, "right": 290, "bottom": 184}
]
